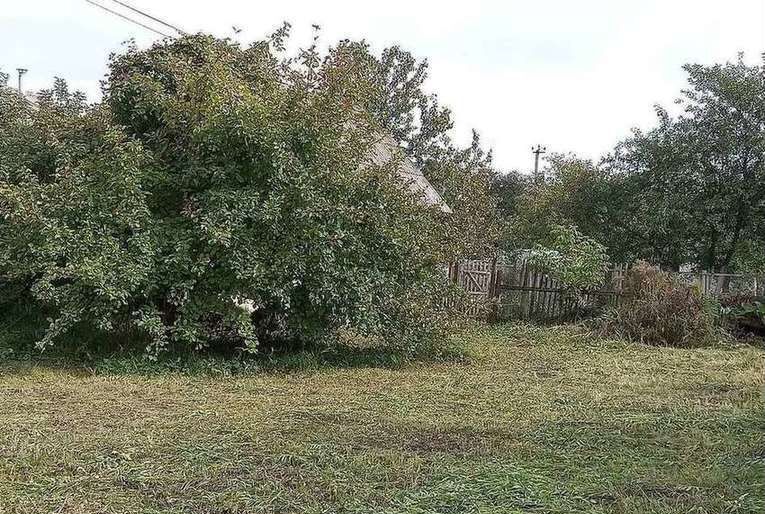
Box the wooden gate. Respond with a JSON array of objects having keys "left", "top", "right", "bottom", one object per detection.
[{"left": 447, "top": 259, "right": 499, "bottom": 318}]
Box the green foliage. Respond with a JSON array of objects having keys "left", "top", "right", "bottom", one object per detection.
[
  {"left": 505, "top": 155, "right": 615, "bottom": 251},
  {"left": 355, "top": 43, "right": 455, "bottom": 167},
  {"left": 489, "top": 169, "right": 528, "bottom": 221},
  {"left": 527, "top": 224, "right": 610, "bottom": 289},
  {"left": 720, "top": 294, "right": 765, "bottom": 338},
  {"left": 726, "top": 299, "right": 765, "bottom": 324},
  {"left": 603, "top": 262, "right": 722, "bottom": 347},
  {"left": 344, "top": 42, "right": 502, "bottom": 258},
  {"left": 0, "top": 32, "right": 497, "bottom": 356},
  {"left": 731, "top": 240, "right": 765, "bottom": 274},
  {"left": 424, "top": 132, "right": 502, "bottom": 258},
  {"left": 493, "top": 56, "right": 765, "bottom": 273},
  {"left": 606, "top": 55, "right": 765, "bottom": 271}
]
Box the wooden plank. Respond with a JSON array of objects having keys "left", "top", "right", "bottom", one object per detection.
[
  {"left": 449, "top": 257, "right": 631, "bottom": 321},
  {"left": 519, "top": 262, "right": 524, "bottom": 319},
  {"left": 540, "top": 275, "right": 547, "bottom": 319}
]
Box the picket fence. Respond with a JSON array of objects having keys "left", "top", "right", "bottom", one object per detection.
[
  {"left": 446, "top": 258, "right": 625, "bottom": 321},
  {"left": 495, "top": 260, "right": 625, "bottom": 321},
  {"left": 447, "top": 259, "right": 765, "bottom": 322}
]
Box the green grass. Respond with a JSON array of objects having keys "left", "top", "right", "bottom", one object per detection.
[{"left": 1, "top": 324, "right": 763, "bottom": 513}]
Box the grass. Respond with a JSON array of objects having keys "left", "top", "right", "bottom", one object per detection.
[{"left": 0, "top": 323, "right": 763, "bottom": 513}]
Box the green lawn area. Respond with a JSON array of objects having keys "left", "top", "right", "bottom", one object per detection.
[{"left": 0, "top": 324, "right": 763, "bottom": 514}]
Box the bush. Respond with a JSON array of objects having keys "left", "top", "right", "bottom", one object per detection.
[
  {"left": 0, "top": 34, "right": 495, "bottom": 357},
  {"left": 526, "top": 224, "right": 610, "bottom": 290},
  {"left": 603, "top": 262, "right": 720, "bottom": 347},
  {"left": 719, "top": 294, "right": 765, "bottom": 338},
  {"left": 523, "top": 224, "right": 610, "bottom": 319}
]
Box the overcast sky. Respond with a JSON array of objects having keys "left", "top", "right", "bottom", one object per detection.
[{"left": 2, "top": 0, "right": 764, "bottom": 172}]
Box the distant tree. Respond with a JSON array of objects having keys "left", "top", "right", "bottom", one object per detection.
[
  {"left": 536, "top": 155, "right": 618, "bottom": 242},
  {"left": 424, "top": 131, "right": 502, "bottom": 258},
  {"left": 490, "top": 169, "right": 529, "bottom": 220},
  {"left": 497, "top": 154, "right": 621, "bottom": 257},
  {"left": 493, "top": 56, "right": 765, "bottom": 272},
  {"left": 360, "top": 43, "right": 455, "bottom": 167},
  {"left": 608, "top": 55, "right": 765, "bottom": 271}
]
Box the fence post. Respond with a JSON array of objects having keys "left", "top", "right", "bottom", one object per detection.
[
  {"left": 488, "top": 257, "right": 499, "bottom": 322},
  {"left": 520, "top": 263, "right": 529, "bottom": 319}
]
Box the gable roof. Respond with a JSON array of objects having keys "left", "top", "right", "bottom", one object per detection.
[{"left": 367, "top": 134, "right": 452, "bottom": 214}]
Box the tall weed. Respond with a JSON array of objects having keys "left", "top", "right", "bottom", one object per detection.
[{"left": 603, "top": 262, "right": 722, "bottom": 347}]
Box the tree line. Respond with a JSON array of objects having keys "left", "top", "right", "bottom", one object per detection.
[
  {"left": 1, "top": 29, "right": 763, "bottom": 355},
  {"left": 492, "top": 55, "right": 765, "bottom": 274}
]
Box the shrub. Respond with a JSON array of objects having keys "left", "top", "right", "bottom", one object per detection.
[
  {"left": 719, "top": 294, "right": 765, "bottom": 338},
  {"left": 0, "top": 34, "right": 495, "bottom": 356},
  {"left": 527, "top": 224, "right": 610, "bottom": 290},
  {"left": 524, "top": 224, "right": 610, "bottom": 319},
  {"left": 603, "top": 262, "right": 720, "bottom": 347}
]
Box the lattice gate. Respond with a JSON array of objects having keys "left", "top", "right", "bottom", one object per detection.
[{"left": 446, "top": 259, "right": 499, "bottom": 319}]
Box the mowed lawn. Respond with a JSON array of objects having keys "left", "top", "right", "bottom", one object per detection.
[{"left": 0, "top": 324, "right": 763, "bottom": 514}]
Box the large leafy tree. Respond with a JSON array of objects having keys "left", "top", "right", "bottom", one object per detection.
[
  {"left": 608, "top": 56, "right": 765, "bottom": 271},
  {"left": 504, "top": 155, "right": 612, "bottom": 249},
  {"left": 0, "top": 32, "right": 496, "bottom": 354},
  {"left": 488, "top": 160, "right": 613, "bottom": 291},
  {"left": 496, "top": 56, "right": 765, "bottom": 272},
  {"left": 490, "top": 169, "right": 529, "bottom": 221},
  {"left": 494, "top": 154, "right": 625, "bottom": 265}
]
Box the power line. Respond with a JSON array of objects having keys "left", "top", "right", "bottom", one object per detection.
[
  {"left": 84, "top": 0, "right": 172, "bottom": 38},
  {"left": 106, "top": 0, "right": 187, "bottom": 35}
]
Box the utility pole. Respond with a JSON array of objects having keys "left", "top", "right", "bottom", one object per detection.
[
  {"left": 16, "top": 68, "right": 28, "bottom": 95},
  {"left": 532, "top": 144, "right": 547, "bottom": 183}
]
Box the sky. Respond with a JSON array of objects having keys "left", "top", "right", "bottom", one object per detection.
[{"left": 2, "top": 0, "right": 764, "bottom": 172}]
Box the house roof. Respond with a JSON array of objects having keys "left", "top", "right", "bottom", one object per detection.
[{"left": 367, "top": 134, "right": 452, "bottom": 214}]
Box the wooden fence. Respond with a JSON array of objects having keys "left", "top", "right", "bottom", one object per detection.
[
  {"left": 447, "top": 258, "right": 765, "bottom": 322},
  {"left": 446, "top": 258, "right": 625, "bottom": 321},
  {"left": 495, "top": 260, "right": 625, "bottom": 321},
  {"left": 446, "top": 259, "right": 498, "bottom": 319},
  {"left": 677, "top": 271, "right": 764, "bottom": 297}
]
